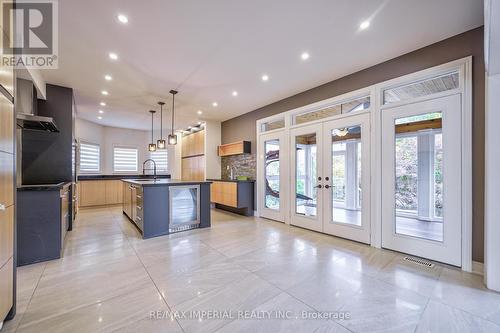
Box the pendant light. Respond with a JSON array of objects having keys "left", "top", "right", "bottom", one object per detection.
[
  {"left": 148, "top": 110, "right": 157, "bottom": 152},
  {"left": 157, "top": 101, "right": 166, "bottom": 149},
  {"left": 168, "top": 90, "right": 178, "bottom": 145}
]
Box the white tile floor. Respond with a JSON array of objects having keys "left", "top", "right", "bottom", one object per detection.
[{"left": 3, "top": 206, "right": 500, "bottom": 333}]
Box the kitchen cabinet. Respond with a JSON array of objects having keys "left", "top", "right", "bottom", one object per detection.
[
  {"left": 78, "top": 180, "right": 123, "bottom": 207},
  {"left": 218, "top": 141, "right": 251, "bottom": 156},
  {"left": 122, "top": 181, "right": 143, "bottom": 232},
  {"left": 181, "top": 155, "right": 205, "bottom": 181},
  {"left": 209, "top": 180, "right": 254, "bottom": 216},
  {"left": 0, "top": 60, "right": 14, "bottom": 324}
]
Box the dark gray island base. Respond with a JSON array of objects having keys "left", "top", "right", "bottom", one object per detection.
[{"left": 122, "top": 179, "right": 212, "bottom": 239}]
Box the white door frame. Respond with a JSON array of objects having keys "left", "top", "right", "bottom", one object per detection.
[
  {"left": 381, "top": 94, "right": 462, "bottom": 266},
  {"left": 255, "top": 57, "right": 472, "bottom": 271},
  {"left": 289, "top": 123, "right": 324, "bottom": 232},
  {"left": 322, "top": 113, "right": 371, "bottom": 243},
  {"left": 257, "top": 130, "right": 288, "bottom": 222}
]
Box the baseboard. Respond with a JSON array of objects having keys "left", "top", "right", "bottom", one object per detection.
[{"left": 472, "top": 260, "right": 484, "bottom": 275}]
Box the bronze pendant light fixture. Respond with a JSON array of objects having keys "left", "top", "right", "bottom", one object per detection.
[
  {"left": 148, "top": 110, "right": 157, "bottom": 152},
  {"left": 168, "top": 90, "right": 178, "bottom": 145},
  {"left": 157, "top": 101, "right": 166, "bottom": 149}
]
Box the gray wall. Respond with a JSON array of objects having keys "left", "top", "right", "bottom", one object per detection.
[{"left": 221, "top": 27, "right": 485, "bottom": 262}]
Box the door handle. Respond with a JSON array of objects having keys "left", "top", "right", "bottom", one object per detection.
[
  {"left": 314, "top": 184, "right": 323, "bottom": 189},
  {"left": 0, "top": 203, "right": 5, "bottom": 211},
  {"left": 324, "top": 185, "right": 331, "bottom": 189}
]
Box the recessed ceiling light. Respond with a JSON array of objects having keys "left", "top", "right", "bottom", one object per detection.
[
  {"left": 100, "top": 102, "right": 106, "bottom": 106},
  {"left": 117, "top": 14, "right": 128, "bottom": 24},
  {"left": 261, "top": 74, "right": 269, "bottom": 81},
  {"left": 232, "top": 91, "right": 238, "bottom": 97},
  {"left": 101, "top": 90, "right": 109, "bottom": 95},
  {"left": 197, "top": 110, "right": 202, "bottom": 115},
  {"left": 301, "top": 52, "right": 310, "bottom": 60},
  {"left": 188, "top": 126, "right": 192, "bottom": 129},
  {"left": 359, "top": 20, "right": 370, "bottom": 30},
  {"left": 108, "top": 52, "right": 118, "bottom": 60},
  {"left": 212, "top": 102, "right": 218, "bottom": 107},
  {"left": 98, "top": 110, "right": 104, "bottom": 114},
  {"left": 97, "top": 116, "right": 103, "bottom": 120},
  {"left": 104, "top": 74, "right": 112, "bottom": 81}
]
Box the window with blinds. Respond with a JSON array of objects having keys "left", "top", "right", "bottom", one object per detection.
[
  {"left": 79, "top": 142, "right": 100, "bottom": 173},
  {"left": 150, "top": 150, "right": 168, "bottom": 173},
  {"left": 113, "top": 147, "right": 138, "bottom": 173}
]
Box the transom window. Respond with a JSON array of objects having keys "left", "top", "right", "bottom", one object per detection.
[{"left": 293, "top": 96, "right": 370, "bottom": 125}]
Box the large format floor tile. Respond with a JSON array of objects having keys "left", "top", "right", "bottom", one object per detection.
[{"left": 4, "top": 206, "right": 495, "bottom": 333}]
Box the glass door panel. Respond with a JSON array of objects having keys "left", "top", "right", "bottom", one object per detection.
[
  {"left": 381, "top": 95, "right": 461, "bottom": 266},
  {"left": 290, "top": 123, "right": 323, "bottom": 232},
  {"left": 323, "top": 114, "right": 371, "bottom": 243},
  {"left": 258, "top": 131, "right": 287, "bottom": 222},
  {"left": 295, "top": 133, "right": 318, "bottom": 217}
]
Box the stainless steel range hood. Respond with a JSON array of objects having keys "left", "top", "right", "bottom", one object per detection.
[
  {"left": 15, "top": 78, "right": 59, "bottom": 132},
  {"left": 16, "top": 113, "right": 59, "bottom": 132}
]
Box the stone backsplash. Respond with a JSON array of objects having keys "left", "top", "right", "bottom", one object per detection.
[{"left": 221, "top": 154, "right": 256, "bottom": 180}]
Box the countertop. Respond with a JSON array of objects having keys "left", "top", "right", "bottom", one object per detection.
[
  {"left": 17, "top": 182, "right": 71, "bottom": 191},
  {"left": 78, "top": 174, "right": 171, "bottom": 181},
  {"left": 207, "top": 178, "right": 255, "bottom": 183},
  {"left": 122, "top": 179, "right": 212, "bottom": 187}
]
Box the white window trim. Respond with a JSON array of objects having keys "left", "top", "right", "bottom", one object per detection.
[
  {"left": 112, "top": 145, "right": 139, "bottom": 174},
  {"left": 78, "top": 140, "right": 101, "bottom": 174},
  {"left": 255, "top": 56, "right": 472, "bottom": 271}
]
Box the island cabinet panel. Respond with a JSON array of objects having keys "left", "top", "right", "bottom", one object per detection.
[
  {"left": 0, "top": 258, "right": 13, "bottom": 321},
  {"left": 209, "top": 180, "right": 254, "bottom": 216},
  {"left": 0, "top": 205, "right": 14, "bottom": 266},
  {"left": 79, "top": 180, "right": 124, "bottom": 207}
]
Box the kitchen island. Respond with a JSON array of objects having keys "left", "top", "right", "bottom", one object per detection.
[{"left": 122, "top": 179, "right": 212, "bottom": 239}]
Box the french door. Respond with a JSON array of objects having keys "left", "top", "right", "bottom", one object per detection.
[
  {"left": 381, "top": 95, "right": 462, "bottom": 266},
  {"left": 290, "top": 124, "right": 323, "bottom": 231},
  {"left": 289, "top": 113, "right": 371, "bottom": 243},
  {"left": 258, "top": 131, "right": 287, "bottom": 222},
  {"left": 322, "top": 114, "right": 371, "bottom": 243}
]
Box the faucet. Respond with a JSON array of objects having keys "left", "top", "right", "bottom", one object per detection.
[{"left": 142, "top": 159, "right": 157, "bottom": 179}]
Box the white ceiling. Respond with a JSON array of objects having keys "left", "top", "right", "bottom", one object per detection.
[{"left": 41, "top": 0, "right": 483, "bottom": 131}]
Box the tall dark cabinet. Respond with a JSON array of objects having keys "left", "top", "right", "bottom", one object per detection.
[{"left": 22, "top": 84, "right": 75, "bottom": 185}]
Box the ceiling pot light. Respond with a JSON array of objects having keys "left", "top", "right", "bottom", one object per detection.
[
  {"left": 168, "top": 90, "right": 178, "bottom": 145},
  {"left": 359, "top": 20, "right": 370, "bottom": 30},
  {"left": 261, "top": 74, "right": 269, "bottom": 81},
  {"left": 101, "top": 90, "right": 109, "bottom": 95},
  {"left": 97, "top": 116, "right": 103, "bottom": 120},
  {"left": 100, "top": 102, "right": 106, "bottom": 106},
  {"left": 157, "top": 101, "right": 166, "bottom": 149},
  {"left": 301, "top": 52, "right": 310, "bottom": 60},
  {"left": 197, "top": 110, "right": 202, "bottom": 115},
  {"left": 232, "top": 91, "right": 238, "bottom": 96},
  {"left": 148, "top": 110, "right": 157, "bottom": 152},
  {"left": 117, "top": 14, "right": 128, "bottom": 24},
  {"left": 212, "top": 102, "right": 218, "bottom": 107},
  {"left": 108, "top": 52, "right": 118, "bottom": 60},
  {"left": 98, "top": 110, "right": 104, "bottom": 114},
  {"left": 104, "top": 74, "right": 112, "bottom": 81}
]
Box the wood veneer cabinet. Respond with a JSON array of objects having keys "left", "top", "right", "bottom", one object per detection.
[
  {"left": 181, "top": 129, "right": 206, "bottom": 181},
  {"left": 78, "top": 180, "right": 123, "bottom": 207},
  {"left": 0, "top": 54, "right": 15, "bottom": 325},
  {"left": 209, "top": 180, "right": 254, "bottom": 216}
]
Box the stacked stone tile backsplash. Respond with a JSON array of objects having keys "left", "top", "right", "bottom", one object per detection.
[{"left": 221, "top": 154, "right": 256, "bottom": 179}]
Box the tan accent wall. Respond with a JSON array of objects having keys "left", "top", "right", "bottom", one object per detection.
[{"left": 221, "top": 27, "right": 485, "bottom": 262}]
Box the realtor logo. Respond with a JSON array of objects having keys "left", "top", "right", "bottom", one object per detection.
[{"left": 1, "top": 0, "right": 58, "bottom": 68}]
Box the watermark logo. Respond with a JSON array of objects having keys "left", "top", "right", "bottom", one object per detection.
[{"left": 1, "top": 0, "right": 58, "bottom": 68}]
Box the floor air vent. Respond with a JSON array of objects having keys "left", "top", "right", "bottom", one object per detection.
[{"left": 403, "top": 256, "right": 434, "bottom": 268}]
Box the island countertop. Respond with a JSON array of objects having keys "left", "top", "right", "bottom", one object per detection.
[{"left": 121, "top": 178, "right": 212, "bottom": 187}]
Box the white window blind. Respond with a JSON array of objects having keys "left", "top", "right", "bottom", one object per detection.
[
  {"left": 113, "top": 147, "right": 138, "bottom": 173},
  {"left": 79, "top": 142, "right": 100, "bottom": 173},
  {"left": 150, "top": 150, "right": 168, "bottom": 173}
]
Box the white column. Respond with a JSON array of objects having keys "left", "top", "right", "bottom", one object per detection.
[
  {"left": 484, "top": 0, "right": 500, "bottom": 292},
  {"left": 485, "top": 74, "right": 500, "bottom": 291},
  {"left": 417, "top": 133, "right": 434, "bottom": 220}
]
